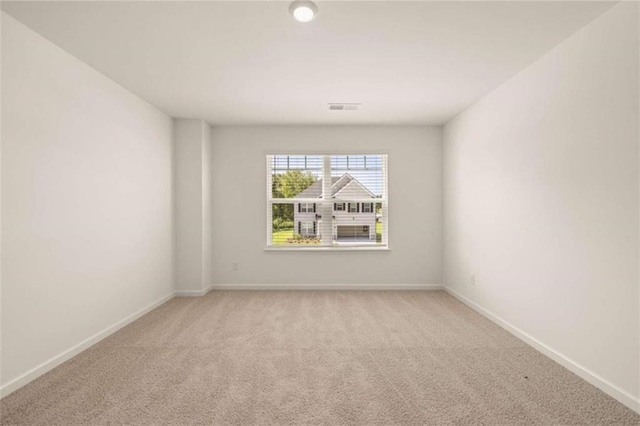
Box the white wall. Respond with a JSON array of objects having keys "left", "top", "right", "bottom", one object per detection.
[
  {"left": 0, "top": 9, "right": 4, "bottom": 392},
  {"left": 202, "top": 123, "right": 213, "bottom": 291},
  {"left": 174, "top": 119, "right": 213, "bottom": 295},
  {"left": 1, "top": 14, "right": 174, "bottom": 392},
  {"left": 443, "top": 2, "right": 639, "bottom": 409},
  {"left": 211, "top": 126, "right": 442, "bottom": 287}
]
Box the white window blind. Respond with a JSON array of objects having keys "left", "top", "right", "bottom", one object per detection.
[{"left": 267, "top": 154, "right": 388, "bottom": 248}]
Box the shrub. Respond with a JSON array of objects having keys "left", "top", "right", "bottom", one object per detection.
[
  {"left": 287, "top": 234, "right": 320, "bottom": 244},
  {"left": 273, "top": 217, "right": 294, "bottom": 231}
]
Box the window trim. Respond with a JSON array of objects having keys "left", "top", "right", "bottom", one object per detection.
[
  {"left": 267, "top": 154, "right": 388, "bottom": 249},
  {"left": 265, "top": 246, "right": 390, "bottom": 252}
]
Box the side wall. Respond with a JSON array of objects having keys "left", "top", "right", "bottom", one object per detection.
[
  {"left": 1, "top": 14, "right": 174, "bottom": 393},
  {"left": 211, "top": 126, "right": 442, "bottom": 287},
  {"left": 443, "top": 3, "right": 639, "bottom": 408}
]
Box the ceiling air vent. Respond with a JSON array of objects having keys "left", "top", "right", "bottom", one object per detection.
[{"left": 329, "top": 103, "right": 361, "bottom": 111}]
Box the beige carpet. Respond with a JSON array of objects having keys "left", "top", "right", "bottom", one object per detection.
[{"left": 1, "top": 291, "right": 638, "bottom": 425}]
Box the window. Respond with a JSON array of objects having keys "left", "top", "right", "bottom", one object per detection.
[
  {"left": 299, "top": 203, "right": 315, "bottom": 213},
  {"left": 300, "top": 221, "right": 315, "bottom": 236},
  {"left": 267, "top": 154, "right": 388, "bottom": 248}
]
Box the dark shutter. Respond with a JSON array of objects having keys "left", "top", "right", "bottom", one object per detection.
[
  {"left": 371, "top": 203, "right": 374, "bottom": 212},
  {"left": 313, "top": 203, "right": 316, "bottom": 213},
  {"left": 334, "top": 203, "right": 336, "bottom": 211},
  {"left": 357, "top": 203, "right": 360, "bottom": 213},
  {"left": 298, "top": 204, "right": 301, "bottom": 213},
  {"left": 298, "top": 222, "right": 301, "bottom": 234},
  {"left": 343, "top": 203, "right": 346, "bottom": 211},
  {"left": 313, "top": 222, "right": 316, "bottom": 234}
]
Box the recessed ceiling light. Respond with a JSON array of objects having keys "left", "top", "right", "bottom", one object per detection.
[{"left": 289, "top": 0, "right": 318, "bottom": 23}]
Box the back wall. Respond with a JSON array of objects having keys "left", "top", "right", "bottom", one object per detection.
[{"left": 210, "top": 126, "right": 442, "bottom": 287}]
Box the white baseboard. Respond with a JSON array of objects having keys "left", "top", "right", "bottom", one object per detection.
[
  {"left": 209, "top": 283, "right": 444, "bottom": 291},
  {"left": 174, "top": 285, "right": 213, "bottom": 297},
  {"left": 0, "top": 292, "right": 175, "bottom": 399},
  {"left": 443, "top": 286, "right": 640, "bottom": 414}
]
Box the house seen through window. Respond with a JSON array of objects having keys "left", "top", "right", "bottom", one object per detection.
[{"left": 267, "top": 154, "right": 388, "bottom": 248}]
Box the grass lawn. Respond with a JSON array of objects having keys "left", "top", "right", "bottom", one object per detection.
[{"left": 273, "top": 228, "right": 294, "bottom": 245}]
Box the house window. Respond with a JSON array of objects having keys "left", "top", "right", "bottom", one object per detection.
[
  {"left": 299, "top": 203, "right": 315, "bottom": 213},
  {"left": 300, "top": 221, "right": 315, "bottom": 236},
  {"left": 267, "top": 154, "right": 388, "bottom": 248}
]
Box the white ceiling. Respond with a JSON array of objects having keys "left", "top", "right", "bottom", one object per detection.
[{"left": 2, "top": 1, "right": 615, "bottom": 125}]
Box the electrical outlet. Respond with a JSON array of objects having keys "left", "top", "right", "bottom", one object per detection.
[
  {"left": 470, "top": 274, "right": 476, "bottom": 286},
  {"left": 232, "top": 262, "right": 239, "bottom": 272}
]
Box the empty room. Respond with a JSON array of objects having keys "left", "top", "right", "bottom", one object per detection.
[{"left": 1, "top": 0, "right": 639, "bottom": 424}]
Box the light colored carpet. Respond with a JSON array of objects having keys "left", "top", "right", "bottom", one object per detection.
[{"left": 1, "top": 290, "right": 638, "bottom": 425}]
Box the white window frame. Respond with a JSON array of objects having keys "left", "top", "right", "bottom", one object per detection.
[
  {"left": 300, "top": 203, "right": 314, "bottom": 213},
  {"left": 362, "top": 203, "right": 372, "bottom": 213},
  {"left": 266, "top": 154, "right": 388, "bottom": 250},
  {"left": 300, "top": 221, "right": 314, "bottom": 236}
]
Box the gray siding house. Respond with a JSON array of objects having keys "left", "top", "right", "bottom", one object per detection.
[{"left": 294, "top": 174, "right": 377, "bottom": 241}]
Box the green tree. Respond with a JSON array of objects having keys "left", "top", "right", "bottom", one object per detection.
[
  {"left": 272, "top": 170, "right": 317, "bottom": 225},
  {"left": 276, "top": 170, "right": 317, "bottom": 198}
]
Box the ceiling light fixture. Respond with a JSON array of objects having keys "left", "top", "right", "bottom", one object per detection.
[{"left": 289, "top": 0, "right": 318, "bottom": 23}]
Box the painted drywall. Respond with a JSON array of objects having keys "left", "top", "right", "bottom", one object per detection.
[
  {"left": 443, "top": 2, "right": 639, "bottom": 407},
  {"left": 1, "top": 13, "right": 174, "bottom": 390},
  {"left": 202, "top": 123, "right": 213, "bottom": 292},
  {"left": 174, "top": 119, "right": 213, "bottom": 294},
  {"left": 0, "top": 10, "right": 4, "bottom": 391},
  {"left": 211, "top": 126, "right": 442, "bottom": 286}
]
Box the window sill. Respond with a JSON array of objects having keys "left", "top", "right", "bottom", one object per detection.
[{"left": 265, "top": 246, "right": 391, "bottom": 252}]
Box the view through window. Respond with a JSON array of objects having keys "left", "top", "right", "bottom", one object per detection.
[{"left": 267, "top": 154, "right": 388, "bottom": 248}]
